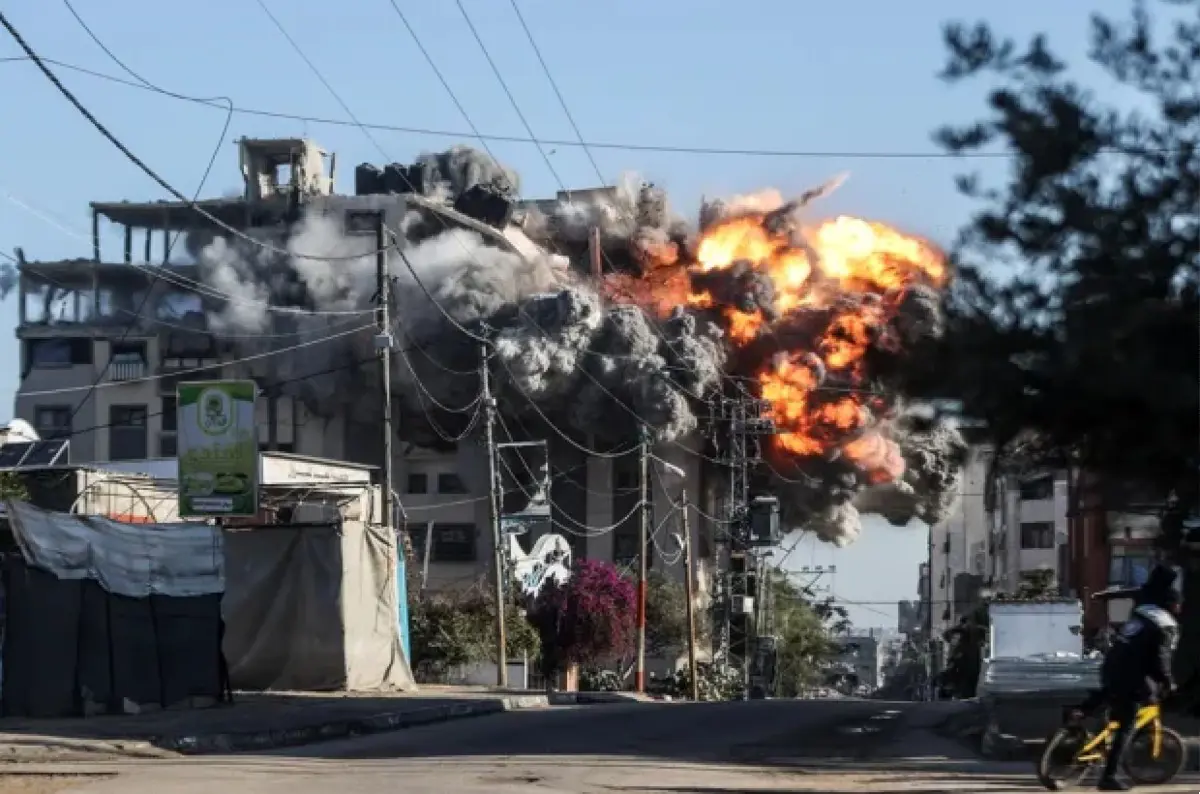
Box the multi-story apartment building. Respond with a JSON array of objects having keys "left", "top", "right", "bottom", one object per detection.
[
  {"left": 992, "top": 470, "right": 1070, "bottom": 594},
  {"left": 924, "top": 442, "right": 1075, "bottom": 636},
  {"left": 927, "top": 444, "right": 992, "bottom": 636},
  {"left": 10, "top": 137, "right": 715, "bottom": 598}
]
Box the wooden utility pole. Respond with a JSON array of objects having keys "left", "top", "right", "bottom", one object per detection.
[
  {"left": 481, "top": 344, "right": 508, "bottom": 687},
  {"left": 681, "top": 489, "right": 700, "bottom": 701},
  {"left": 635, "top": 426, "right": 650, "bottom": 693},
  {"left": 375, "top": 214, "right": 394, "bottom": 531}
]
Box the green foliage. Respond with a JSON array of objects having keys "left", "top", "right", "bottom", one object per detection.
[
  {"left": 655, "top": 663, "right": 745, "bottom": 701},
  {"left": 0, "top": 472, "right": 28, "bottom": 502},
  {"left": 917, "top": 0, "right": 1199, "bottom": 693},
  {"left": 578, "top": 667, "right": 623, "bottom": 692},
  {"left": 644, "top": 570, "right": 693, "bottom": 658},
  {"left": 408, "top": 585, "right": 539, "bottom": 681},
  {"left": 764, "top": 570, "right": 842, "bottom": 698},
  {"left": 913, "top": 0, "right": 1198, "bottom": 504}
]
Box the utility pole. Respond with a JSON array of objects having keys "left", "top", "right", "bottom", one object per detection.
[
  {"left": 635, "top": 425, "right": 650, "bottom": 693},
  {"left": 374, "top": 214, "right": 394, "bottom": 532},
  {"left": 481, "top": 343, "right": 508, "bottom": 687},
  {"left": 924, "top": 527, "right": 934, "bottom": 701},
  {"left": 719, "top": 392, "right": 773, "bottom": 698},
  {"left": 681, "top": 489, "right": 700, "bottom": 702}
]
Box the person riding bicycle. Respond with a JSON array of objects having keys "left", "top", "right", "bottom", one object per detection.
[{"left": 1072, "top": 564, "right": 1180, "bottom": 790}]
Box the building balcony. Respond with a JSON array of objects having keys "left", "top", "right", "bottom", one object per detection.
[{"left": 108, "top": 357, "right": 147, "bottom": 382}]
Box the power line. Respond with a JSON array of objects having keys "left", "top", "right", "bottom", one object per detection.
[
  {"left": 507, "top": 0, "right": 606, "bottom": 186},
  {"left": 454, "top": 0, "right": 565, "bottom": 189},
  {"left": 248, "top": 1, "right": 500, "bottom": 441},
  {"left": 52, "top": 0, "right": 233, "bottom": 437},
  {"left": 372, "top": 6, "right": 660, "bottom": 459},
  {"left": 0, "top": 188, "right": 375, "bottom": 319},
  {"left": 0, "top": 19, "right": 392, "bottom": 264},
  {"left": 383, "top": 0, "right": 505, "bottom": 167},
  {"left": 0, "top": 54, "right": 1178, "bottom": 160},
  {"left": 15, "top": 352, "right": 381, "bottom": 445},
  {"left": 253, "top": 0, "right": 392, "bottom": 163},
  {"left": 19, "top": 323, "right": 372, "bottom": 397}
]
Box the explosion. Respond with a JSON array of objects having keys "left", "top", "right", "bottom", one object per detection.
[
  {"left": 578, "top": 183, "right": 964, "bottom": 544},
  {"left": 688, "top": 207, "right": 946, "bottom": 480},
  {"left": 0, "top": 144, "right": 965, "bottom": 547}
]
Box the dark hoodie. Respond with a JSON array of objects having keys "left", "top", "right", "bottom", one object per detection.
[{"left": 1101, "top": 564, "right": 1180, "bottom": 699}]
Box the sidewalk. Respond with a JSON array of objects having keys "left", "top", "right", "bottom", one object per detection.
[{"left": 0, "top": 687, "right": 646, "bottom": 761}]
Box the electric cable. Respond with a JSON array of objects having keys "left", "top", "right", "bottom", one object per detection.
[
  {"left": 454, "top": 0, "right": 566, "bottom": 190},
  {"left": 19, "top": 323, "right": 373, "bottom": 397},
  {"left": 0, "top": 54, "right": 1178, "bottom": 160},
  {"left": 449, "top": 2, "right": 709, "bottom": 406},
  {"left": 0, "top": 15, "right": 394, "bottom": 263},
  {"left": 492, "top": 410, "right": 641, "bottom": 534},
  {"left": 0, "top": 189, "right": 375, "bottom": 319},
  {"left": 40, "top": 3, "right": 233, "bottom": 437},
  {"left": 245, "top": 3, "right": 655, "bottom": 466}
]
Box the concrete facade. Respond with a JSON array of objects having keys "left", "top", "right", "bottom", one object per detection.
[
  {"left": 920, "top": 445, "right": 1072, "bottom": 638},
  {"left": 10, "top": 137, "right": 719, "bottom": 602}
]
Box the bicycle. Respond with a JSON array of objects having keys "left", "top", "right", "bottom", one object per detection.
[{"left": 1037, "top": 701, "right": 1186, "bottom": 790}]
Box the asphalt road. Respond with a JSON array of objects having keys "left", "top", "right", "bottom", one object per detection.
[{"left": 11, "top": 698, "right": 1200, "bottom": 793}]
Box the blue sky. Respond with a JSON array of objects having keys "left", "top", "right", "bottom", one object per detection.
[{"left": 0, "top": 0, "right": 1112, "bottom": 628}]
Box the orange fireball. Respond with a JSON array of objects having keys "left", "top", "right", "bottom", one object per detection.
[{"left": 689, "top": 207, "right": 947, "bottom": 484}]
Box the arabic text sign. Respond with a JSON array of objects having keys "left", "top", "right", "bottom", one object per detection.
[{"left": 177, "top": 380, "right": 258, "bottom": 517}]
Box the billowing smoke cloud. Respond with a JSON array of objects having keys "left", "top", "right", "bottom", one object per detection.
[{"left": 0, "top": 143, "right": 964, "bottom": 546}]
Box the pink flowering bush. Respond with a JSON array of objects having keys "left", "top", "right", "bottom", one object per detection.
[{"left": 529, "top": 558, "right": 637, "bottom": 666}]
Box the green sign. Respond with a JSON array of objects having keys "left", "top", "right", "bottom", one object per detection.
[{"left": 177, "top": 380, "right": 258, "bottom": 518}]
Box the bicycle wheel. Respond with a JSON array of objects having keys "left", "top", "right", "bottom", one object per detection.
[
  {"left": 1037, "top": 725, "right": 1095, "bottom": 790},
  {"left": 1124, "top": 725, "right": 1186, "bottom": 785}
]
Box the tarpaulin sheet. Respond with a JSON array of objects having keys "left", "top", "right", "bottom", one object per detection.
[
  {"left": 977, "top": 656, "right": 1101, "bottom": 698},
  {"left": 5, "top": 501, "right": 223, "bottom": 598},
  {"left": 1, "top": 555, "right": 223, "bottom": 718},
  {"left": 221, "top": 520, "right": 414, "bottom": 692}
]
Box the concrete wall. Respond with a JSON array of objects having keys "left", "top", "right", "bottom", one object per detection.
[
  {"left": 929, "top": 446, "right": 991, "bottom": 634},
  {"left": 15, "top": 333, "right": 308, "bottom": 465},
  {"left": 14, "top": 333, "right": 100, "bottom": 462},
  {"left": 996, "top": 472, "right": 1068, "bottom": 594}
]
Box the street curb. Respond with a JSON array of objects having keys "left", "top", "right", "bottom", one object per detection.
[
  {"left": 156, "top": 694, "right": 553, "bottom": 754},
  {"left": 0, "top": 691, "right": 648, "bottom": 760}
]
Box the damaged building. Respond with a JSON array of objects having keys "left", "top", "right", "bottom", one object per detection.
[
  {"left": 6, "top": 136, "right": 968, "bottom": 613},
  {"left": 6, "top": 138, "right": 719, "bottom": 604}
]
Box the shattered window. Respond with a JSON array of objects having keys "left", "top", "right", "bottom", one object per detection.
[
  {"left": 156, "top": 290, "right": 202, "bottom": 321},
  {"left": 22, "top": 279, "right": 91, "bottom": 324}
]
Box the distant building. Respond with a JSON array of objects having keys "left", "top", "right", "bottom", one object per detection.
[
  {"left": 897, "top": 599, "right": 921, "bottom": 637},
  {"left": 929, "top": 444, "right": 1073, "bottom": 636}
]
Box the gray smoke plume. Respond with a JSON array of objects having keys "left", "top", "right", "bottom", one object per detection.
[
  {"left": 490, "top": 290, "right": 725, "bottom": 443},
  {"left": 411, "top": 145, "right": 521, "bottom": 201},
  {"left": 0, "top": 142, "right": 962, "bottom": 548},
  {"left": 851, "top": 411, "right": 969, "bottom": 532}
]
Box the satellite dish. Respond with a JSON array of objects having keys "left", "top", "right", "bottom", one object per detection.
[{"left": 2, "top": 419, "right": 39, "bottom": 444}]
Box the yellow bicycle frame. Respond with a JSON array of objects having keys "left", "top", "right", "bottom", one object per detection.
[{"left": 1075, "top": 704, "right": 1162, "bottom": 763}]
